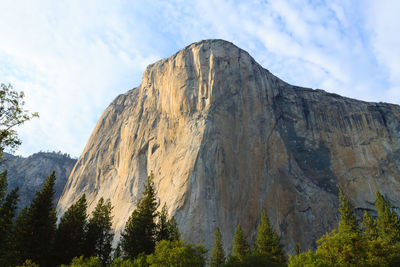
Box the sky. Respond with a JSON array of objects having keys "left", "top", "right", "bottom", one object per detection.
[{"left": 0, "top": 0, "right": 399, "bottom": 157}]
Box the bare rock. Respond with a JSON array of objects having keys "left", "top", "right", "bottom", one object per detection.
[
  {"left": 1, "top": 152, "right": 76, "bottom": 211},
  {"left": 57, "top": 39, "right": 400, "bottom": 253}
]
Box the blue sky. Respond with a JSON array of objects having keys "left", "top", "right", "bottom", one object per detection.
[{"left": 0, "top": 0, "right": 399, "bottom": 157}]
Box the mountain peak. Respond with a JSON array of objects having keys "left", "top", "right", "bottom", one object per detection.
[{"left": 58, "top": 40, "right": 400, "bottom": 253}]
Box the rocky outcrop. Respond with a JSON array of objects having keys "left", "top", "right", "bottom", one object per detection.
[
  {"left": 1, "top": 152, "right": 76, "bottom": 211},
  {"left": 57, "top": 39, "right": 400, "bottom": 253}
]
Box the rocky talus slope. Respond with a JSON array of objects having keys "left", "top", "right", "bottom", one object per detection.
[
  {"left": 1, "top": 152, "right": 76, "bottom": 211},
  {"left": 57, "top": 40, "right": 400, "bottom": 252}
]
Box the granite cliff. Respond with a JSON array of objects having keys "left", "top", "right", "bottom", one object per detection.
[
  {"left": 57, "top": 39, "right": 400, "bottom": 252},
  {"left": 1, "top": 152, "right": 76, "bottom": 211}
]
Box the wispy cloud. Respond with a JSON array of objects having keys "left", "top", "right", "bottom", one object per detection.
[{"left": 0, "top": 0, "right": 398, "bottom": 156}]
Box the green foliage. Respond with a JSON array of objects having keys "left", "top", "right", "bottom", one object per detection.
[
  {"left": 0, "top": 83, "right": 38, "bottom": 157},
  {"left": 288, "top": 250, "right": 325, "bottom": 267},
  {"left": 156, "top": 203, "right": 180, "bottom": 242},
  {"left": 338, "top": 189, "right": 359, "bottom": 233},
  {"left": 0, "top": 170, "right": 6, "bottom": 202},
  {"left": 121, "top": 173, "right": 158, "bottom": 259},
  {"left": 254, "top": 210, "right": 286, "bottom": 265},
  {"left": 294, "top": 243, "right": 301, "bottom": 255},
  {"left": 315, "top": 228, "right": 367, "bottom": 266},
  {"left": 375, "top": 190, "right": 400, "bottom": 244},
  {"left": 156, "top": 203, "right": 169, "bottom": 242},
  {"left": 61, "top": 256, "right": 102, "bottom": 267},
  {"left": 166, "top": 217, "right": 180, "bottom": 241},
  {"left": 146, "top": 239, "right": 207, "bottom": 267},
  {"left": 232, "top": 224, "right": 250, "bottom": 261},
  {"left": 0, "top": 171, "right": 19, "bottom": 265},
  {"left": 290, "top": 189, "right": 400, "bottom": 267},
  {"left": 113, "top": 258, "right": 137, "bottom": 267},
  {"left": 223, "top": 253, "right": 282, "bottom": 267},
  {"left": 53, "top": 194, "right": 88, "bottom": 266},
  {"left": 210, "top": 227, "right": 225, "bottom": 267},
  {"left": 362, "top": 210, "right": 378, "bottom": 241},
  {"left": 84, "top": 197, "right": 114, "bottom": 266},
  {"left": 364, "top": 238, "right": 400, "bottom": 266},
  {"left": 133, "top": 253, "right": 149, "bottom": 267},
  {"left": 16, "top": 259, "right": 40, "bottom": 267},
  {"left": 13, "top": 171, "right": 57, "bottom": 266}
]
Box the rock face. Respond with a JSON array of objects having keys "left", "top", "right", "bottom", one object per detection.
[
  {"left": 57, "top": 39, "right": 400, "bottom": 253},
  {"left": 1, "top": 152, "right": 76, "bottom": 211}
]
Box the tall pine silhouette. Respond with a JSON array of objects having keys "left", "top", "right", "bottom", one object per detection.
[
  {"left": 13, "top": 171, "right": 57, "bottom": 266},
  {"left": 255, "top": 210, "right": 286, "bottom": 265},
  {"left": 210, "top": 227, "right": 225, "bottom": 267},
  {"left": 375, "top": 190, "right": 400, "bottom": 244},
  {"left": 84, "top": 197, "right": 113, "bottom": 266},
  {"left": 232, "top": 224, "right": 249, "bottom": 261},
  {"left": 52, "top": 194, "right": 88, "bottom": 266},
  {"left": 120, "top": 172, "right": 158, "bottom": 259},
  {"left": 0, "top": 170, "right": 19, "bottom": 265}
]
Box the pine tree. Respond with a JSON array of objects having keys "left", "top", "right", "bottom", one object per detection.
[
  {"left": 120, "top": 172, "right": 158, "bottom": 259},
  {"left": 362, "top": 211, "right": 378, "bottom": 241},
  {"left": 0, "top": 170, "right": 7, "bottom": 203},
  {"left": 52, "top": 194, "right": 87, "bottom": 266},
  {"left": 338, "top": 188, "right": 359, "bottom": 233},
  {"left": 156, "top": 203, "right": 180, "bottom": 242},
  {"left": 375, "top": 190, "right": 400, "bottom": 244},
  {"left": 84, "top": 197, "right": 114, "bottom": 266},
  {"left": 308, "top": 189, "right": 367, "bottom": 266},
  {"left": 232, "top": 224, "right": 249, "bottom": 261},
  {"left": 295, "top": 243, "right": 301, "bottom": 255},
  {"left": 255, "top": 210, "right": 286, "bottom": 265},
  {"left": 156, "top": 203, "right": 169, "bottom": 242},
  {"left": 0, "top": 171, "right": 19, "bottom": 266},
  {"left": 13, "top": 171, "right": 57, "bottom": 266},
  {"left": 167, "top": 217, "right": 180, "bottom": 241},
  {"left": 210, "top": 227, "right": 225, "bottom": 267}
]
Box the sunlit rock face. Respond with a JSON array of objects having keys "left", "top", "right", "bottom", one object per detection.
[
  {"left": 57, "top": 39, "right": 400, "bottom": 252},
  {"left": 1, "top": 152, "right": 76, "bottom": 211}
]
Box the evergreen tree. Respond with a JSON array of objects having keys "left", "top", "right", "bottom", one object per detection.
[
  {"left": 156, "top": 203, "right": 169, "bottom": 242},
  {"left": 156, "top": 203, "right": 180, "bottom": 242},
  {"left": 338, "top": 188, "right": 359, "bottom": 233},
  {"left": 210, "top": 227, "right": 225, "bottom": 267},
  {"left": 294, "top": 243, "right": 301, "bottom": 255},
  {"left": 362, "top": 211, "right": 378, "bottom": 240},
  {"left": 375, "top": 190, "right": 400, "bottom": 243},
  {"left": 0, "top": 172, "right": 19, "bottom": 266},
  {"left": 289, "top": 189, "right": 367, "bottom": 266},
  {"left": 167, "top": 217, "right": 180, "bottom": 241},
  {"left": 232, "top": 224, "right": 249, "bottom": 261},
  {"left": 84, "top": 197, "right": 114, "bottom": 266},
  {"left": 120, "top": 172, "right": 158, "bottom": 259},
  {"left": 0, "top": 170, "right": 6, "bottom": 203},
  {"left": 13, "top": 171, "right": 57, "bottom": 266},
  {"left": 254, "top": 211, "right": 286, "bottom": 265},
  {"left": 52, "top": 194, "right": 88, "bottom": 266}
]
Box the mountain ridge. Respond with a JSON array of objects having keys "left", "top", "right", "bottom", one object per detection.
[{"left": 1, "top": 152, "right": 76, "bottom": 211}]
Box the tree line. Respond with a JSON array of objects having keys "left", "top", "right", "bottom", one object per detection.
[
  {"left": 5, "top": 170, "right": 399, "bottom": 267},
  {"left": 0, "top": 169, "right": 288, "bottom": 267},
  {"left": 289, "top": 189, "right": 400, "bottom": 266}
]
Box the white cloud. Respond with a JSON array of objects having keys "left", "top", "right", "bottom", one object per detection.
[{"left": 0, "top": 0, "right": 399, "bottom": 157}]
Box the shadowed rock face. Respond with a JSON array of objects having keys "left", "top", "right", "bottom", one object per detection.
[
  {"left": 1, "top": 152, "right": 76, "bottom": 211},
  {"left": 57, "top": 39, "right": 400, "bottom": 253}
]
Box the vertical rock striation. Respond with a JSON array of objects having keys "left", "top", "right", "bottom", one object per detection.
[{"left": 57, "top": 39, "right": 400, "bottom": 252}]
